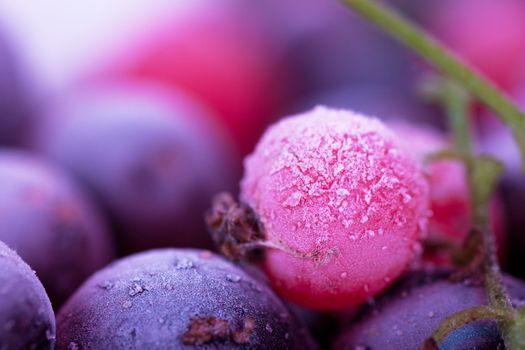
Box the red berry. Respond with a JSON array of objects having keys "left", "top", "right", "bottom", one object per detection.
[
  {"left": 391, "top": 123, "right": 506, "bottom": 265},
  {"left": 240, "top": 107, "right": 430, "bottom": 310}
]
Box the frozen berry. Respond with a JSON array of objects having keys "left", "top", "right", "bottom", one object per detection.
[
  {"left": 57, "top": 249, "right": 317, "bottom": 349},
  {"left": 390, "top": 123, "right": 506, "bottom": 266},
  {"left": 333, "top": 270, "right": 525, "bottom": 350},
  {"left": 35, "top": 82, "right": 237, "bottom": 254},
  {"left": 239, "top": 106, "right": 430, "bottom": 310},
  {"left": 0, "top": 240, "right": 56, "bottom": 349},
  {"left": 99, "top": 0, "right": 289, "bottom": 155},
  {"left": 0, "top": 150, "right": 114, "bottom": 307}
]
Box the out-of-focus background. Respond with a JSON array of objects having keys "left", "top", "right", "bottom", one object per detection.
[{"left": 0, "top": 1, "right": 189, "bottom": 91}]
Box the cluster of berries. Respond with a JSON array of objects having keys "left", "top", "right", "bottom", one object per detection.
[{"left": 1, "top": 0, "right": 525, "bottom": 349}]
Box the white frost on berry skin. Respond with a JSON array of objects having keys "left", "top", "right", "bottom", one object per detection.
[
  {"left": 241, "top": 106, "right": 430, "bottom": 310},
  {"left": 56, "top": 249, "right": 317, "bottom": 349}
]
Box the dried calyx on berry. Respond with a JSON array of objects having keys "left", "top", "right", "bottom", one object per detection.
[{"left": 206, "top": 192, "right": 266, "bottom": 261}]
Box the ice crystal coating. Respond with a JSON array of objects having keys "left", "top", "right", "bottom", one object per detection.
[
  {"left": 57, "top": 249, "right": 317, "bottom": 349},
  {"left": 241, "top": 106, "right": 430, "bottom": 310}
]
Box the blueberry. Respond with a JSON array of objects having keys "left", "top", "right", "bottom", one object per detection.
[
  {"left": 35, "top": 82, "right": 237, "bottom": 254},
  {"left": 0, "top": 150, "right": 114, "bottom": 307},
  {"left": 334, "top": 270, "right": 525, "bottom": 350},
  {"left": 0, "top": 240, "right": 56, "bottom": 350},
  {"left": 57, "top": 249, "right": 317, "bottom": 349}
]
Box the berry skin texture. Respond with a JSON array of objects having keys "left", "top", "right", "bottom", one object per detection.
[
  {"left": 240, "top": 106, "right": 430, "bottom": 310},
  {"left": 0, "top": 151, "right": 114, "bottom": 307},
  {"left": 35, "top": 83, "right": 237, "bottom": 254},
  {"left": 0, "top": 240, "right": 56, "bottom": 350},
  {"left": 56, "top": 249, "right": 317, "bottom": 350},
  {"left": 333, "top": 271, "right": 525, "bottom": 350},
  {"left": 390, "top": 123, "right": 506, "bottom": 266}
]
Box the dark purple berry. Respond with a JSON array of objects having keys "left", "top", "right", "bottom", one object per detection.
[
  {"left": 34, "top": 82, "right": 238, "bottom": 254},
  {"left": 254, "top": 0, "right": 416, "bottom": 105},
  {"left": 333, "top": 270, "right": 525, "bottom": 350},
  {"left": 57, "top": 249, "right": 317, "bottom": 349},
  {"left": 0, "top": 150, "right": 115, "bottom": 307},
  {"left": 0, "top": 28, "right": 37, "bottom": 146},
  {"left": 293, "top": 84, "right": 443, "bottom": 129},
  {"left": 0, "top": 240, "right": 56, "bottom": 350}
]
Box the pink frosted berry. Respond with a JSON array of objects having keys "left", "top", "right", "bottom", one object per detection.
[{"left": 239, "top": 106, "right": 430, "bottom": 310}]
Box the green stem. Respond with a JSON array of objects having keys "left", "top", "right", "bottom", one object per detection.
[
  {"left": 508, "top": 307, "right": 525, "bottom": 348},
  {"left": 481, "top": 231, "right": 512, "bottom": 309},
  {"left": 340, "top": 0, "right": 525, "bottom": 165},
  {"left": 442, "top": 81, "right": 471, "bottom": 155},
  {"left": 441, "top": 81, "right": 513, "bottom": 312}
]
